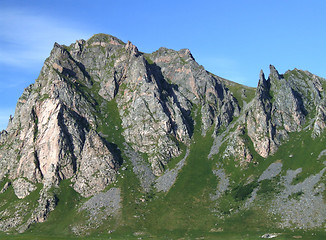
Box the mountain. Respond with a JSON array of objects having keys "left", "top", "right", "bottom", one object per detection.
[{"left": 0, "top": 33, "right": 326, "bottom": 239}]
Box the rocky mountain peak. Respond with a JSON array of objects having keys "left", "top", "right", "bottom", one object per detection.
[
  {"left": 125, "top": 40, "right": 139, "bottom": 56},
  {"left": 256, "top": 69, "right": 270, "bottom": 99},
  {"left": 86, "top": 33, "right": 124, "bottom": 47},
  {"left": 268, "top": 64, "right": 281, "bottom": 80},
  {"left": 1, "top": 33, "right": 326, "bottom": 235},
  {"left": 178, "top": 48, "right": 195, "bottom": 61}
]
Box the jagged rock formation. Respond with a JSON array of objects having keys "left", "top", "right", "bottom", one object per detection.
[
  {"left": 214, "top": 65, "right": 326, "bottom": 165},
  {"left": 0, "top": 33, "right": 241, "bottom": 230},
  {"left": 0, "top": 33, "right": 326, "bottom": 235},
  {"left": 12, "top": 178, "right": 36, "bottom": 199},
  {"left": 245, "top": 65, "right": 326, "bottom": 157}
]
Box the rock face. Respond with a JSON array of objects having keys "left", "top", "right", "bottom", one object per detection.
[
  {"left": 218, "top": 65, "right": 326, "bottom": 164},
  {"left": 0, "top": 33, "right": 241, "bottom": 229},
  {"left": 12, "top": 178, "right": 36, "bottom": 199},
  {"left": 73, "top": 130, "right": 119, "bottom": 197},
  {"left": 246, "top": 66, "right": 326, "bottom": 157},
  {"left": 0, "top": 33, "right": 326, "bottom": 234}
]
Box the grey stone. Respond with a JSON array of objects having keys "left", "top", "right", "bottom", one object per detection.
[
  {"left": 1, "top": 33, "right": 326, "bottom": 233},
  {"left": 269, "top": 167, "right": 326, "bottom": 229},
  {"left": 155, "top": 149, "right": 189, "bottom": 192},
  {"left": 0, "top": 181, "right": 10, "bottom": 194},
  {"left": 210, "top": 164, "right": 229, "bottom": 200},
  {"left": 124, "top": 143, "right": 155, "bottom": 192},
  {"left": 12, "top": 178, "right": 36, "bottom": 199},
  {"left": 79, "top": 187, "right": 121, "bottom": 218},
  {"left": 258, "top": 162, "right": 283, "bottom": 182}
]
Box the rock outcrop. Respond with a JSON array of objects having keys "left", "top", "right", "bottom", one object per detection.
[
  {"left": 244, "top": 65, "right": 326, "bottom": 158},
  {"left": 12, "top": 178, "right": 36, "bottom": 199},
  {"left": 0, "top": 34, "right": 242, "bottom": 228},
  {"left": 0, "top": 33, "right": 326, "bottom": 234},
  {"left": 211, "top": 65, "right": 326, "bottom": 166}
]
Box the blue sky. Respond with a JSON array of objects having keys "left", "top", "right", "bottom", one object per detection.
[{"left": 0, "top": 0, "right": 325, "bottom": 130}]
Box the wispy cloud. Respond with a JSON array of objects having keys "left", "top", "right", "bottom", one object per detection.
[
  {"left": 0, "top": 8, "right": 92, "bottom": 68},
  {"left": 0, "top": 7, "right": 93, "bottom": 129}
]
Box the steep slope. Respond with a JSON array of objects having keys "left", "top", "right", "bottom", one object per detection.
[
  {"left": 0, "top": 33, "right": 240, "bottom": 232},
  {"left": 0, "top": 33, "right": 326, "bottom": 238}
]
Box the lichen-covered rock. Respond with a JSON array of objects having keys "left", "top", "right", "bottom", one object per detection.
[
  {"left": 73, "top": 130, "right": 119, "bottom": 197},
  {"left": 29, "top": 188, "right": 57, "bottom": 223},
  {"left": 0, "top": 36, "right": 122, "bottom": 195},
  {"left": 313, "top": 101, "right": 326, "bottom": 137},
  {"left": 245, "top": 65, "right": 326, "bottom": 158},
  {"left": 150, "top": 47, "right": 240, "bottom": 135},
  {"left": 12, "top": 178, "right": 36, "bottom": 199},
  {"left": 245, "top": 69, "right": 278, "bottom": 158},
  {"left": 0, "top": 34, "right": 240, "bottom": 179},
  {"left": 222, "top": 125, "right": 253, "bottom": 166},
  {"left": 212, "top": 65, "right": 326, "bottom": 167},
  {"left": 1, "top": 33, "right": 326, "bottom": 233}
]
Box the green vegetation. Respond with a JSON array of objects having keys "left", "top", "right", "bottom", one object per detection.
[
  {"left": 288, "top": 191, "right": 303, "bottom": 200},
  {"left": 215, "top": 74, "right": 256, "bottom": 109},
  {"left": 3, "top": 58, "right": 326, "bottom": 239},
  {"left": 87, "top": 33, "right": 124, "bottom": 46},
  {"left": 27, "top": 180, "right": 84, "bottom": 236},
  {"left": 206, "top": 118, "right": 326, "bottom": 235},
  {"left": 62, "top": 44, "right": 73, "bottom": 52},
  {"left": 231, "top": 182, "right": 258, "bottom": 201},
  {"left": 39, "top": 94, "right": 50, "bottom": 102},
  {"left": 275, "top": 130, "right": 326, "bottom": 183},
  {"left": 0, "top": 179, "right": 43, "bottom": 232},
  {"left": 143, "top": 54, "right": 154, "bottom": 65},
  {"left": 107, "top": 108, "right": 219, "bottom": 239},
  {"left": 257, "top": 178, "right": 278, "bottom": 195},
  {"left": 3, "top": 105, "right": 326, "bottom": 240},
  {"left": 180, "top": 57, "right": 187, "bottom": 65},
  {"left": 166, "top": 140, "right": 187, "bottom": 170}
]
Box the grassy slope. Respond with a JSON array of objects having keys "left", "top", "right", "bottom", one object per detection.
[
  {"left": 209, "top": 72, "right": 256, "bottom": 109},
  {"left": 3, "top": 119, "right": 326, "bottom": 240},
  {"left": 2, "top": 85, "right": 326, "bottom": 239},
  {"left": 209, "top": 127, "right": 326, "bottom": 236}
]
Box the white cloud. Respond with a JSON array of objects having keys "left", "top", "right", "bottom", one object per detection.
[{"left": 0, "top": 8, "right": 92, "bottom": 68}]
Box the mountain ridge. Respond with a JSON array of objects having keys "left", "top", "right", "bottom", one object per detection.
[{"left": 0, "top": 33, "right": 326, "bottom": 238}]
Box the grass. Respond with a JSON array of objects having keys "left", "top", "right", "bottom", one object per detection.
[
  {"left": 206, "top": 118, "right": 326, "bottom": 234},
  {"left": 143, "top": 54, "right": 154, "bottom": 65},
  {"left": 0, "top": 179, "right": 43, "bottom": 234},
  {"left": 257, "top": 178, "right": 280, "bottom": 195},
  {"left": 211, "top": 73, "right": 256, "bottom": 109},
  {"left": 38, "top": 94, "right": 50, "bottom": 102},
  {"left": 87, "top": 33, "right": 124, "bottom": 46},
  {"left": 85, "top": 107, "right": 221, "bottom": 238},
  {"left": 26, "top": 180, "right": 85, "bottom": 236},
  {"left": 2, "top": 112, "right": 326, "bottom": 239},
  {"left": 2, "top": 231, "right": 326, "bottom": 240},
  {"left": 271, "top": 129, "right": 326, "bottom": 184},
  {"left": 165, "top": 142, "right": 187, "bottom": 170},
  {"left": 3, "top": 65, "right": 326, "bottom": 239}
]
